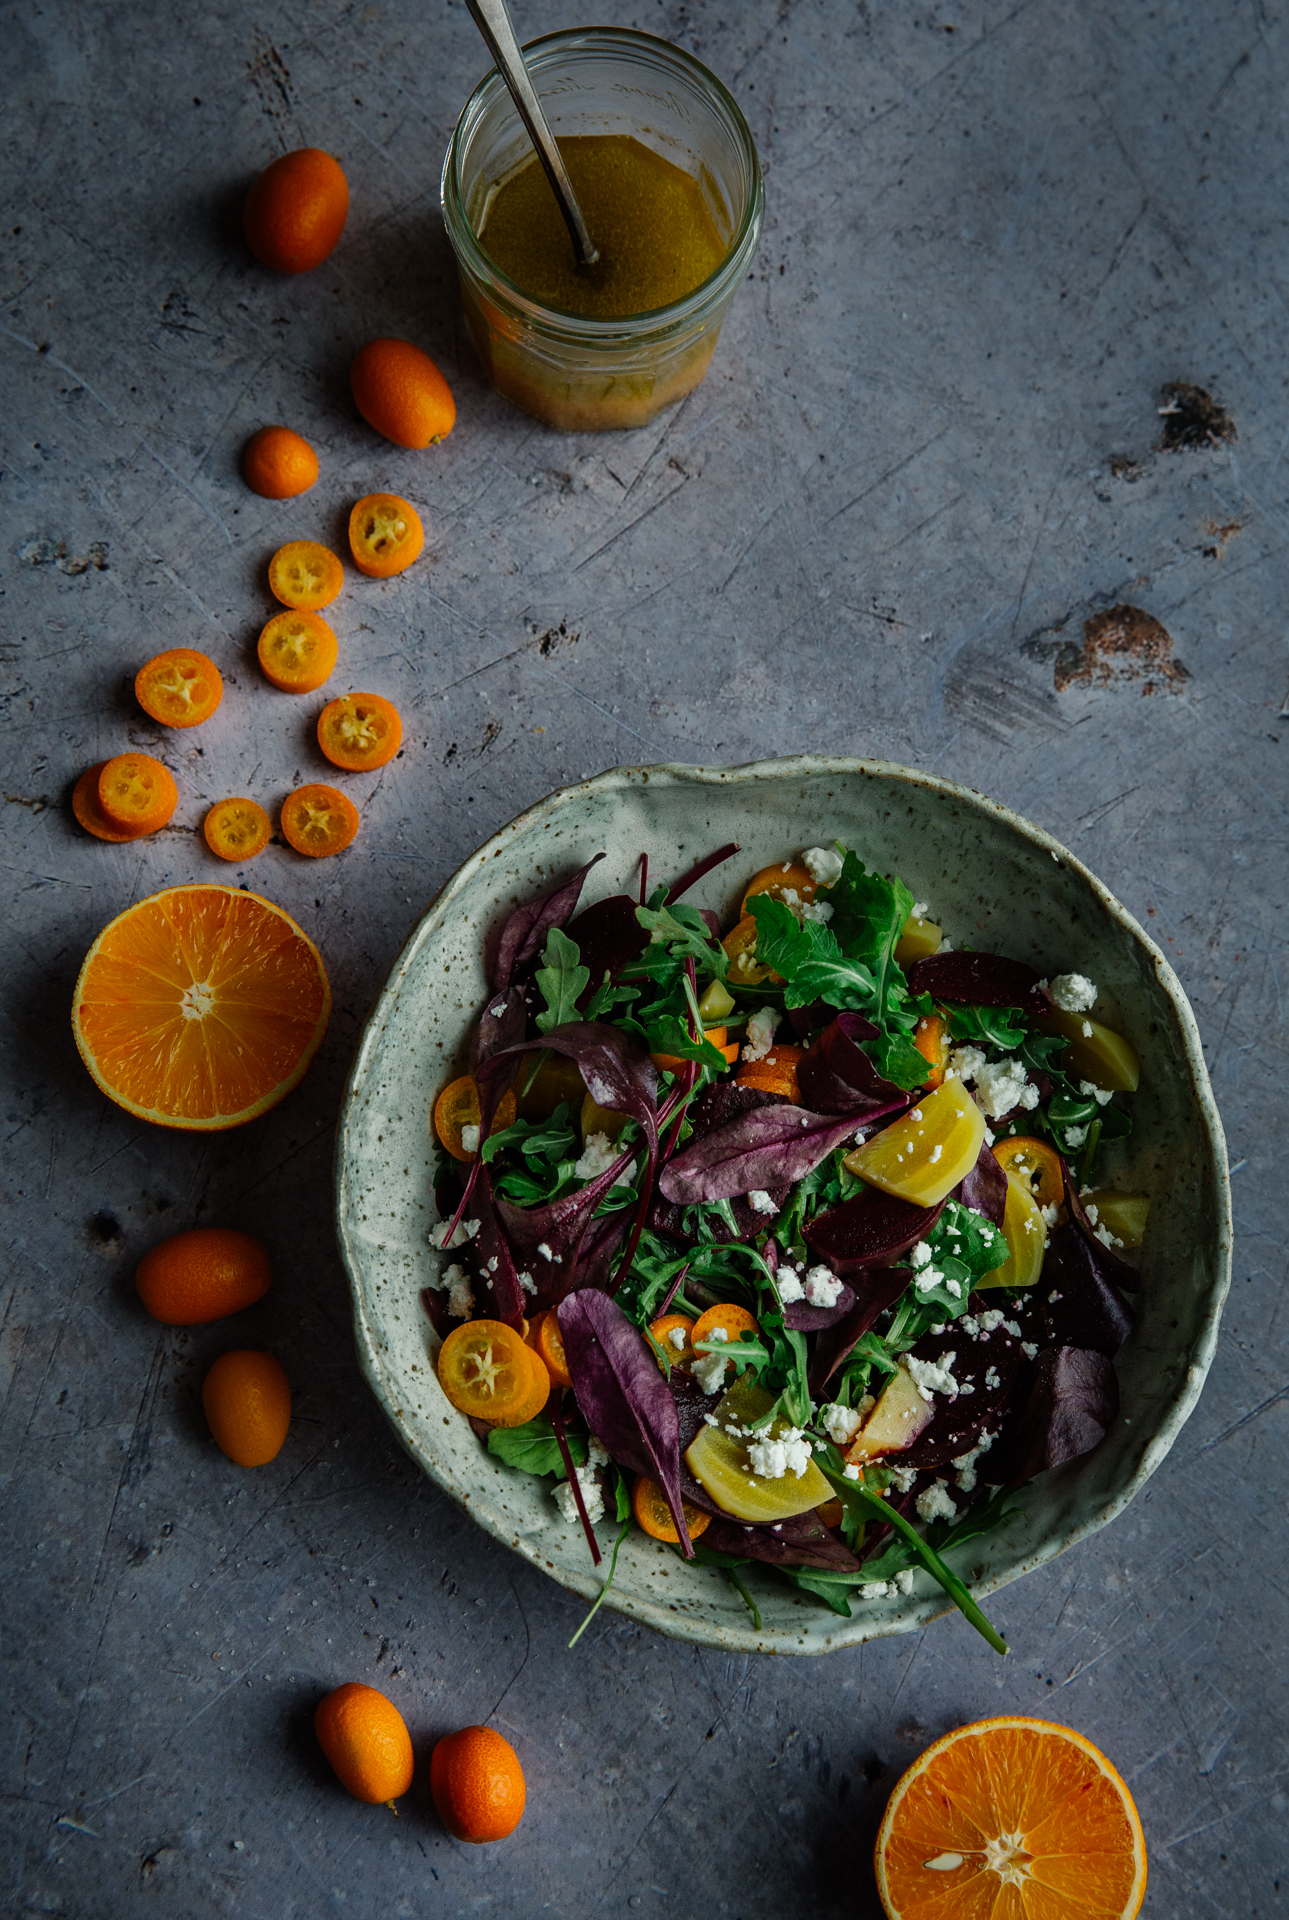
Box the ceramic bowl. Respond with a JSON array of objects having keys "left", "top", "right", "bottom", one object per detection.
[{"left": 334, "top": 758, "right": 1230, "bottom": 1654}]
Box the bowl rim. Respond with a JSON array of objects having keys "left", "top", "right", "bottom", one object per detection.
[{"left": 334, "top": 755, "right": 1232, "bottom": 1653}]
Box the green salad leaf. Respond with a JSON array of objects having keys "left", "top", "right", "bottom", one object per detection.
[
  {"left": 535, "top": 927, "right": 589, "bottom": 1034},
  {"left": 487, "top": 1415, "right": 587, "bottom": 1479}
]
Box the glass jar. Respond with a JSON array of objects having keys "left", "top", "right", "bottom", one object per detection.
[{"left": 441, "top": 27, "right": 764, "bottom": 432}]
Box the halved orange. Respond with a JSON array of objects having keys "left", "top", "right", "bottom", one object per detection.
[
  {"left": 875, "top": 1716, "right": 1147, "bottom": 1920},
  {"left": 72, "top": 885, "right": 330, "bottom": 1130}
]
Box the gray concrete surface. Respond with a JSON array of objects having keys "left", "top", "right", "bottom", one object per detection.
[{"left": 3, "top": 0, "right": 1286, "bottom": 1913}]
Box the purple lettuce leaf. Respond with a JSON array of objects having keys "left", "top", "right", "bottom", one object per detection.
[
  {"left": 782, "top": 1280, "right": 856, "bottom": 1332},
  {"left": 804, "top": 1191, "right": 947, "bottom": 1275},
  {"left": 960, "top": 1139, "right": 1008, "bottom": 1225},
  {"left": 700, "top": 1512, "right": 862, "bottom": 1572},
  {"left": 558, "top": 1288, "right": 694, "bottom": 1555},
  {"left": 493, "top": 854, "right": 605, "bottom": 993},
  {"left": 1000, "top": 1345, "right": 1119, "bottom": 1485},
  {"left": 648, "top": 1084, "right": 792, "bottom": 1243},
  {"left": 496, "top": 1136, "right": 637, "bottom": 1304},
  {"left": 807, "top": 1266, "right": 914, "bottom": 1393},
  {"left": 1040, "top": 1223, "right": 1135, "bottom": 1355},
  {"left": 899, "top": 1314, "right": 1028, "bottom": 1469},
  {"left": 438, "top": 982, "right": 530, "bottom": 1254},
  {"left": 467, "top": 1162, "right": 526, "bottom": 1327},
  {"left": 566, "top": 895, "right": 650, "bottom": 1008},
  {"left": 797, "top": 1013, "right": 908, "bottom": 1117},
  {"left": 663, "top": 841, "right": 742, "bottom": 904},
  {"left": 906, "top": 951, "right": 1050, "bottom": 1018},
  {"left": 1061, "top": 1157, "right": 1140, "bottom": 1290},
  {"left": 659, "top": 1101, "right": 902, "bottom": 1206}
]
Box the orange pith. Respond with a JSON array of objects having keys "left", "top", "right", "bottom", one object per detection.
[
  {"left": 257, "top": 608, "right": 338, "bottom": 693},
  {"left": 136, "top": 648, "right": 224, "bottom": 728},
  {"left": 204, "top": 797, "right": 272, "bottom": 861},
  {"left": 875, "top": 1716, "right": 1147, "bottom": 1920},
  {"left": 71, "top": 884, "right": 330, "bottom": 1129},
  {"left": 316, "top": 691, "right": 403, "bottom": 772},
  {"left": 279, "top": 783, "right": 360, "bottom": 857},
  {"left": 348, "top": 492, "right": 424, "bottom": 577},
  {"left": 268, "top": 539, "right": 344, "bottom": 610}
]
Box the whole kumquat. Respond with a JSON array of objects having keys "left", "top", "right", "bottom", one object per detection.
[
  {"left": 432, "top": 1073, "right": 517, "bottom": 1161},
  {"left": 72, "top": 762, "right": 150, "bottom": 843},
  {"left": 350, "top": 337, "right": 456, "bottom": 449},
  {"left": 348, "top": 493, "right": 424, "bottom": 578},
  {"left": 135, "top": 1226, "right": 272, "bottom": 1324},
  {"left": 73, "top": 886, "right": 330, "bottom": 1129},
  {"left": 430, "top": 1725, "right": 526, "bottom": 1844},
  {"left": 279, "top": 783, "right": 360, "bottom": 857},
  {"left": 437, "top": 1320, "right": 549, "bottom": 1427},
  {"left": 135, "top": 648, "right": 224, "bottom": 728},
  {"left": 316, "top": 692, "right": 402, "bottom": 772},
  {"left": 97, "top": 753, "right": 178, "bottom": 834},
  {"left": 874, "top": 1716, "right": 1147, "bottom": 1920},
  {"left": 631, "top": 1474, "right": 710, "bottom": 1545},
  {"left": 315, "top": 1683, "right": 414, "bottom": 1808},
  {"left": 268, "top": 540, "right": 344, "bottom": 610},
  {"left": 202, "top": 1349, "right": 291, "bottom": 1466},
  {"left": 241, "top": 424, "right": 319, "bottom": 499},
  {"left": 257, "top": 608, "right": 338, "bottom": 694},
  {"left": 203, "top": 797, "right": 272, "bottom": 861},
  {"left": 243, "top": 148, "right": 349, "bottom": 274}
]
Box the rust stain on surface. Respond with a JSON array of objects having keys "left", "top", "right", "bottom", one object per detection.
[
  {"left": 1156, "top": 382, "right": 1237, "bottom": 451},
  {"left": 1053, "top": 604, "right": 1191, "bottom": 695}
]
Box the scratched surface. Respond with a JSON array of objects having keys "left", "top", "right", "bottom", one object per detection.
[{"left": 3, "top": 0, "right": 1286, "bottom": 1913}]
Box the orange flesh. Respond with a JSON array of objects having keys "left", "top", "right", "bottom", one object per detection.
[
  {"left": 993, "top": 1136, "right": 1064, "bottom": 1209},
  {"left": 736, "top": 1044, "right": 803, "bottom": 1102},
  {"left": 433, "top": 1074, "right": 518, "bottom": 1161},
  {"left": 204, "top": 798, "right": 271, "bottom": 861},
  {"left": 135, "top": 648, "right": 224, "bottom": 728},
  {"left": 269, "top": 540, "right": 344, "bottom": 609},
  {"left": 257, "top": 609, "right": 338, "bottom": 693},
  {"left": 97, "top": 754, "right": 177, "bottom": 833},
  {"left": 73, "top": 763, "right": 151, "bottom": 843},
  {"left": 279, "top": 784, "right": 359, "bottom": 856},
  {"left": 631, "top": 1474, "right": 710, "bottom": 1544},
  {"left": 316, "top": 692, "right": 403, "bottom": 771},
  {"left": 534, "top": 1310, "right": 573, "bottom": 1389},
  {"left": 348, "top": 493, "right": 424, "bottom": 577}
]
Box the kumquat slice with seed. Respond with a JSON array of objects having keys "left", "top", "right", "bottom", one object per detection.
[
  {"left": 993, "top": 1134, "right": 1064, "bottom": 1209},
  {"left": 348, "top": 492, "right": 424, "bottom": 578},
  {"left": 279, "top": 783, "right": 359, "bottom": 857},
  {"left": 97, "top": 753, "right": 178, "bottom": 834},
  {"left": 631, "top": 1476, "right": 710, "bottom": 1545},
  {"left": 73, "top": 763, "right": 152, "bottom": 843},
  {"left": 432, "top": 1073, "right": 518, "bottom": 1162},
  {"left": 437, "top": 1320, "right": 550, "bottom": 1427},
  {"left": 135, "top": 648, "right": 224, "bottom": 728},
  {"left": 257, "top": 608, "right": 338, "bottom": 694},
  {"left": 268, "top": 539, "right": 344, "bottom": 610},
  {"left": 316, "top": 692, "right": 403, "bottom": 772},
  {"left": 203, "top": 797, "right": 272, "bottom": 862}
]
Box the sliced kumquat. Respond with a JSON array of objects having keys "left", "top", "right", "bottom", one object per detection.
[
  {"left": 736, "top": 1043, "right": 803, "bottom": 1103},
  {"left": 135, "top": 648, "right": 224, "bottom": 729},
  {"left": 204, "top": 797, "right": 272, "bottom": 862},
  {"left": 279, "top": 783, "right": 359, "bottom": 857},
  {"left": 348, "top": 493, "right": 424, "bottom": 578},
  {"left": 97, "top": 753, "right": 178, "bottom": 833},
  {"left": 740, "top": 860, "right": 818, "bottom": 913},
  {"left": 533, "top": 1309, "right": 572, "bottom": 1389},
  {"left": 651, "top": 1026, "right": 738, "bottom": 1074},
  {"left": 268, "top": 539, "right": 344, "bottom": 610},
  {"left": 690, "top": 1302, "right": 759, "bottom": 1380},
  {"left": 73, "top": 763, "right": 151, "bottom": 843},
  {"left": 874, "top": 1715, "right": 1147, "bottom": 1920},
  {"left": 722, "top": 914, "right": 780, "bottom": 988},
  {"left": 437, "top": 1320, "right": 549, "bottom": 1426},
  {"left": 316, "top": 691, "right": 403, "bottom": 772},
  {"left": 257, "top": 609, "right": 339, "bottom": 693},
  {"left": 432, "top": 1073, "right": 518, "bottom": 1162},
  {"left": 648, "top": 1313, "right": 697, "bottom": 1368},
  {"left": 992, "top": 1134, "right": 1064, "bottom": 1209},
  {"left": 631, "top": 1475, "right": 710, "bottom": 1545},
  {"left": 815, "top": 1497, "right": 845, "bottom": 1530},
  {"left": 913, "top": 1012, "right": 948, "bottom": 1089}
]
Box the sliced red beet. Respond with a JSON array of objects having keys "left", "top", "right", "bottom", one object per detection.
[
  {"left": 1001, "top": 1346, "right": 1119, "bottom": 1485},
  {"left": 807, "top": 1265, "right": 915, "bottom": 1393},
  {"left": 898, "top": 1313, "right": 1028, "bottom": 1469},
  {"left": 797, "top": 1013, "right": 906, "bottom": 1116},
  {"left": 1061, "top": 1158, "right": 1141, "bottom": 1291},
  {"left": 567, "top": 894, "right": 650, "bottom": 1008},
  {"left": 804, "top": 1190, "right": 946, "bottom": 1275},
  {"left": 1039, "top": 1223, "right": 1135, "bottom": 1355},
  {"left": 906, "top": 951, "right": 1049, "bottom": 1017},
  {"left": 782, "top": 1278, "right": 856, "bottom": 1332},
  {"left": 668, "top": 1369, "right": 720, "bottom": 1453},
  {"left": 960, "top": 1139, "right": 1008, "bottom": 1225},
  {"left": 700, "top": 1512, "right": 862, "bottom": 1572}
]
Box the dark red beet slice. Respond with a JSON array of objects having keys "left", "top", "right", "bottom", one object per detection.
[
  {"left": 907, "top": 951, "right": 1049, "bottom": 1017},
  {"left": 567, "top": 894, "right": 650, "bottom": 1008},
  {"left": 1001, "top": 1346, "right": 1119, "bottom": 1484},
  {"left": 668, "top": 1369, "right": 721, "bottom": 1453},
  {"left": 701, "top": 1512, "right": 862, "bottom": 1572},
  {"left": 898, "top": 1313, "right": 1028, "bottom": 1469},
  {"left": 782, "top": 1278, "right": 856, "bottom": 1332},
  {"left": 960, "top": 1140, "right": 1008, "bottom": 1225},
  {"left": 1039, "top": 1224, "right": 1135, "bottom": 1355},
  {"left": 804, "top": 1190, "right": 946, "bottom": 1275},
  {"left": 808, "top": 1265, "right": 915, "bottom": 1393},
  {"left": 798, "top": 1013, "right": 905, "bottom": 1116}
]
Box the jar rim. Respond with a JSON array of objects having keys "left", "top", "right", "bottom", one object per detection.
[{"left": 441, "top": 25, "right": 764, "bottom": 340}]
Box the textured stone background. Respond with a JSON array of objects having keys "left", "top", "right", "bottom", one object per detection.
[{"left": 3, "top": 0, "right": 1286, "bottom": 1914}]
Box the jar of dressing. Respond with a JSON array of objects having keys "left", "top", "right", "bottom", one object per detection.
[{"left": 441, "top": 27, "right": 764, "bottom": 432}]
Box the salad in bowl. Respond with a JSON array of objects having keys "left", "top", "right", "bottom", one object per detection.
[{"left": 420, "top": 837, "right": 1152, "bottom": 1650}]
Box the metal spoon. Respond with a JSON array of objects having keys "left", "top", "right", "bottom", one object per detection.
[{"left": 465, "top": 0, "right": 600, "bottom": 267}]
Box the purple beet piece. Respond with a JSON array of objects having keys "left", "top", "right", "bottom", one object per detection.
[
  {"left": 906, "top": 951, "right": 1049, "bottom": 1017},
  {"left": 420, "top": 1286, "right": 456, "bottom": 1342},
  {"left": 787, "top": 1001, "right": 836, "bottom": 1040},
  {"left": 782, "top": 1279, "right": 856, "bottom": 1332},
  {"left": 960, "top": 1139, "right": 1008, "bottom": 1225},
  {"left": 804, "top": 1190, "right": 946, "bottom": 1275},
  {"left": 899, "top": 1312, "right": 1028, "bottom": 1469},
  {"left": 660, "top": 1100, "right": 897, "bottom": 1205},
  {"left": 668, "top": 1370, "right": 719, "bottom": 1453},
  {"left": 808, "top": 1266, "right": 915, "bottom": 1393},
  {"left": 797, "top": 1013, "right": 906, "bottom": 1117},
  {"left": 567, "top": 894, "right": 650, "bottom": 1008},
  {"left": 493, "top": 853, "right": 605, "bottom": 992},
  {"left": 1061, "top": 1157, "right": 1141, "bottom": 1291},
  {"left": 1003, "top": 1346, "right": 1119, "bottom": 1485},
  {"left": 701, "top": 1512, "right": 862, "bottom": 1572},
  {"left": 1040, "top": 1223, "right": 1135, "bottom": 1355}
]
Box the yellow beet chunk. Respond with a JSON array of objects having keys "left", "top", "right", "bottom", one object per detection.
[
  {"left": 1045, "top": 1009, "right": 1140, "bottom": 1092},
  {"left": 846, "top": 1364, "right": 935, "bottom": 1460},
  {"left": 977, "top": 1173, "right": 1047, "bottom": 1289},
  {"left": 697, "top": 976, "right": 736, "bottom": 1021},
  {"left": 893, "top": 913, "right": 942, "bottom": 966},
  {"left": 516, "top": 1050, "right": 585, "bottom": 1119},
  {"left": 1081, "top": 1189, "right": 1151, "bottom": 1248},
  {"left": 843, "top": 1077, "right": 986, "bottom": 1206},
  {"left": 580, "top": 1091, "right": 630, "bottom": 1145},
  {"left": 685, "top": 1376, "right": 831, "bottom": 1523}
]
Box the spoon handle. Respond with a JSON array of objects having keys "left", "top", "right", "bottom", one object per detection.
[{"left": 465, "top": 0, "right": 600, "bottom": 267}]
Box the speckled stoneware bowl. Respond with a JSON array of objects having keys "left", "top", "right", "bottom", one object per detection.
[{"left": 335, "top": 758, "right": 1230, "bottom": 1654}]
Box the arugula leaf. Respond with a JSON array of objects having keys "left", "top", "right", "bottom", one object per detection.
[
  {"left": 861, "top": 1482, "right": 1021, "bottom": 1584},
  {"left": 868, "top": 1203, "right": 1007, "bottom": 1337},
  {"left": 694, "top": 1333, "right": 771, "bottom": 1380},
  {"left": 946, "top": 1002, "right": 1026, "bottom": 1050},
  {"left": 779, "top": 1567, "right": 862, "bottom": 1617},
  {"left": 482, "top": 1103, "right": 579, "bottom": 1168},
  {"left": 746, "top": 895, "right": 878, "bottom": 1013},
  {"left": 774, "top": 1149, "right": 864, "bottom": 1250},
  {"left": 824, "top": 853, "right": 915, "bottom": 1021},
  {"left": 928, "top": 1201, "right": 1009, "bottom": 1283},
  {"left": 835, "top": 1330, "right": 901, "bottom": 1402},
  {"left": 535, "top": 928, "right": 590, "bottom": 1034},
  {"left": 487, "top": 1415, "right": 588, "bottom": 1479},
  {"left": 866, "top": 1027, "right": 936, "bottom": 1091},
  {"left": 645, "top": 1012, "right": 729, "bottom": 1072},
  {"left": 632, "top": 902, "right": 728, "bottom": 980},
  {"left": 584, "top": 975, "right": 640, "bottom": 1021},
  {"left": 680, "top": 1197, "right": 743, "bottom": 1243}
]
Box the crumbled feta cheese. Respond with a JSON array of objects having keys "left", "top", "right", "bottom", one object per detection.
[
  {"left": 916, "top": 1480, "right": 958, "bottom": 1524},
  {"left": 822, "top": 1403, "right": 863, "bottom": 1445},
  {"left": 574, "top": 1131, "right": 619, "bottom": 1181},
  {"left": 903, "top": 1352, "right": 960, "bottom": 1401},
  {"left": 446, "top": 1267, "right": 475, "bottom": 1319},
  {"left": 939, "top": 937, "right": 954, "bottom": 952},
  {"left": 804, "top": 1266, "right": 843, "bottom": 1308},
  {"left": 977, "top": 1308, "right": 1005, "bottom": 1333},
  {"left": 947, "top": 1045, "right": 987, "bottom": 1086},
  {"left": 952, "top": 1432, "right": 995, "bottom": 1493},
  {"left": 517, "top": 1270, "right": 536, "bottom": 1295},
  {"left": 1083, "top": 1202, "right": 1099, "bottom": 1226},
  {"left": 911, "top": 901, "right": 929, "bottom": 920},
  {"left": 1049, "top": 973, "right": 1098, "bottom": 1013},
  {"left": 1048, "top": 1290, "right": 1063, "bottom": 1304},
  {"left": 860, "top": 1580, "right": 892, "bottom": 1599},
  {"left": 691, "top": 1350, "right": 729, "bottom": 1395},
  {"left": 667, "top": 1326, "right": 688, "bottom": 1351},
  {"left": 460, "top": 1123, "right": 480, "bottom": 1154},
  {"left": 748, "top": 1188, "right": 778, "bottom": 1216},
  {"left": 708, "top": 1326, "right": 729, "bottom": 1343},
  {"left": 959, "top": 1314, "right": 980, "bottom": 1337},
  {"left": 1079, "top": 1080, "right": 1114, "bottom": 1106},
  {"left": 843, "top": 1463, "right": 861, "bottom": 1481},
  {"left": 1064, "top": 1124, "right": 1088, "bottom": 1149},
  {"left": 973, "top": 1056, "right": 1039, "bottom": 1120},
  {"left": 486, "top": 1255, "right": 499, "bottom": 1273},
  {"left": 801, "top": 898, "right": 834, "bottom": 924},
  {"left": 430, "top": 1216, "right": 481, "bottom": 1250},
  {"left": 537, "top": 1242, "right": 554, "bottom": 1261},
  {"left": 1094, "top": 1222, "right": 1124, "bottom": 1250},
  {"left": 554, "top": 1465, "right": 604, "bottom": 1527},
  {"left": 488, "top": 1000, "right": 507, "bottom": 1019},
  {"left": 984, "top": 1367, "right": 1001, "bottom": 1390},
  {"left": 1022, "top": 1341, "right": 1039, "bottom": 1360},
  {"left": 742, "top": 1007, "right": 777, "bottom": 1063},
  {"left": 776, "top": 1263, "right": 806, "bottom": 1304},
  {"left": 895, "top": 1568, "right": 916, "bottom": 1595},
  {"left": 911, "top": 1241, "right": 934, "bottom": 1270},
  {"left": 1040, "top": 1202, "right": 1059, "bottom": 1228},
  {"left": 929, "top": 1142, "right": 943, "bottom": 1164},
  {"left": 1003, "top": 1319, "right": 1022, "bottom": 1339},
  {"left": 747, "top": 1428, "right": 814, "bottom": 1480},
  {"left": 914, "top": 1266, "right": 946, "bottom": 1295},
  {"left": 888, "top": 1464, "right": 918, "bottom": 1493},
  {"left": 802, "top": 845, "right": 845, "bottom": 886}
]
